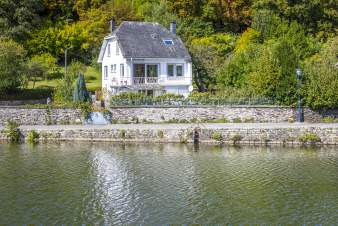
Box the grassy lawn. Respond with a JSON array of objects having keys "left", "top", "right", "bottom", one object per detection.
[{"left": 27, "top": 66, "right": 102, "bottom": 92}]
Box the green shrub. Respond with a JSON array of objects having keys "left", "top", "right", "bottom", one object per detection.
[
  {"left": 244, "top": 117, "right": 255, "bottom": 123},
  {"left": 3, "top": 120, "right": 21, "bottom": 143},
  {"left": 299, "top": 132, "right": 321, "bottom": 144},
  {"left": 211, "top": 131, "right": 223, "bottom": 142},
  {"left": 0, "top": 88, "right": 53, "bottom": 101},
  {"left": 157, "top": 130, "right": 164, "bottom": 139},
  {"left": 27, "top": 130, "right": 39, "bottom": 143},
  {"left": 154, "top": 93, "right": 184, "bottom": 102},
  {"left": 166, "top": 118, "right": 180, "bottom": 123},
  {"left": 179, "top": 133, "right": 188, "bottom": 144},
  {"left": 119, "top": 129, "right": 126, "bottom": 139},
  {"left": 288, "top": 117, "right": 295, "bottom": 123},
  {"left": 75, "top": 102, "right": 93, "bottom": 120},
  {"left": 322, "top": 117, "right": 338, "bottom": 123},
  {"left": 208, "top": 117, "right": 229, "bottom": 123},
  {"left": 231, "top": 134, "right": 243, "bottom": 145},
  {"left": 59, "top": 119, "right": 70, "bottom": 125},
  {"left": 233, "top": 117, "right": 242, "bottom": 123},
  {"left": 179, "top": 119, "right": 190, "bottom": 123}
]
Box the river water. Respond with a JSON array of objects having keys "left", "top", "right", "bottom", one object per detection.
[{"left": 0, "top": 143, "right": 337, "bottom": 225}]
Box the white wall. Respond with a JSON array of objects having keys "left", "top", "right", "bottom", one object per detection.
[{"left": 101, "top": 38, "right": 126, "bottom": 94}]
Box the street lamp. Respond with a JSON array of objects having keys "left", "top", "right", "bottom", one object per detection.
[{"left": 296, "top": 68, "right": 304, "bottom": 122}]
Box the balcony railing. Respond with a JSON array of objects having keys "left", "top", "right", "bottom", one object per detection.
[
  {"left": 111, "top": 76, "right": 192, "bottom": 86},
  {"left": 133, "top": 77, "right": 158, "bottom": 84}
]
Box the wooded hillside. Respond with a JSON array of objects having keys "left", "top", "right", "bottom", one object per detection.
[{"left": 0, "top": 0, "right": 337, "bottom": 108}]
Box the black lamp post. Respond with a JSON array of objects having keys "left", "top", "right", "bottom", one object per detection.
[{"left": 296, "top": 68, "right": 304, "bottom": 122}]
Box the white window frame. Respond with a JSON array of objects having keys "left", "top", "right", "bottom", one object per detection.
[
  {"left": 107, "top": 44, "right": 111, "bottom": 57},
  {"left": 167, "top": 64, "right": 174, "bottom": 77},
  {"left": 176, "top": 64, "right": 184, "bottom": 77},
  {"left": 167, "top": 63, "right": 184, "bottom": 77},
  {"left": 111, "top": 64, "right": 117, "bottom": 73},
  {"left": 120, "top": 64, "right": 124, "bottom": 77},
  {"left": 104, "top": 66, "right": 108, "bottom": 80},
  {"left": 133, "top": 63, "right": 159, "bottom": 78},
  {"left": 116, "top": 43, "right": 120, "bottom": 55}
]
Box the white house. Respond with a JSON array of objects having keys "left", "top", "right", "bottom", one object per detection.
[{"left": 98, "top": 20, "right": 193, "bottom": 98}]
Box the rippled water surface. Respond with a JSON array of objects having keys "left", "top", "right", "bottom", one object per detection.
[{"left": 0, "top": 143, "right": 337, "bottom": 225}]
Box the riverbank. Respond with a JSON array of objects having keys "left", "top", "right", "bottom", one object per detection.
[{"left": 0, "top": 123, "right": 337, "bottom": 145}]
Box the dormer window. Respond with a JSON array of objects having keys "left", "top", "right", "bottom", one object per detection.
[{"left": 163, "top": 39, "right": 174, "bottom": 45}]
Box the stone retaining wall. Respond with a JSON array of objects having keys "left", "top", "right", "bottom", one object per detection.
[
  {"left": 0, "top": 124, "right": 337, "bottom": 145},
  {"left": 0, "top": 107, "right": 82, "bottom": 125},
  {"left": 0, "top": 106, "right": 337, "bottom": 125},
  {"left": 109, "top": 106, "right": 337, "bottom": 123}
]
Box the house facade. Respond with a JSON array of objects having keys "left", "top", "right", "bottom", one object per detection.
[{"left": 98, "top": 21, "right": 193, "bottom": 98}]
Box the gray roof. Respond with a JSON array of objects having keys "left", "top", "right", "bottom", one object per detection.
[{"left": 98, "top": 21, "right": 191, "bottom": 62}]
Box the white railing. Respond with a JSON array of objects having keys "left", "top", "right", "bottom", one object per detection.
[
  {"left": 111, "top": 76, "right": 191, "bottom": 86},
  {"left": 133, "top": 77, "right": 159, "bottom": 84}
]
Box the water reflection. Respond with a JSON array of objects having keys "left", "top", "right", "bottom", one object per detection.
[{"left": 0, "top": 143, "right": 337, "bottom": 225}]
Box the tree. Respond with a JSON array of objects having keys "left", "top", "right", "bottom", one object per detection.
[
  {"left": 25, "top": 58, "right": 47, "bottom": 89},
  {"left": 248, "top": 39, "right": 298, "bottom": 104},
  {"left": 166, "top": 0, "right": 203, "bottom": 18},
  {"left": 202, "top": 0, "right": 253, "bottom": 32},
  {"left": 0, "top": 0, "right": 44, "bottom": 41},
  {"left": 25, "top": 54, "right": 59, "bottom": 87},
  {"left": 303, "top": 37, "right": 338, "bottom": 109},
  {"left": 189, "top": 33, "right": 237, "bottom": 91},
  {"left": 0, "top": 39, "right": 26, "bottom": 94},
  {"left": 73, "top": 74, "right": 90, "bottom": 102},
  {"left": 252, "top": 0, "right": 338, "bottom": 40},
  {"left": 68, "top": 61, "right": 87, "bottom": 81},
  {"left": 216, "top": 44, "right": 258, "bottom": 89}
]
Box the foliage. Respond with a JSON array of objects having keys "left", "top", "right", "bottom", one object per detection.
[
  {"left": 73, "top": 74, "right": 91, "bottom": 103},
  {"left": 299, "top": 132, "right": 321, "bottom": 144},
  {"left": 157, "top": 130, "right": 164, "bottom": 139},
  {"left": 321, "top": 117, "right": 338, "bottom": 123},
  {"left": 27, "top": 130, "right": 40, "bottom": 144},
  {"left": 75, "top": 102, "right": 93, "bottom": 119},
  {"left": 0, "top": 88, "right": 52, "bottom": 101},
  {"left": 24, "top": 53, "right": 60, "bottom": 88},
  {"left": 53, "top": 76, "right": 73, "bottom": 104},
  {"left": 202, "top": 0, "right": 253, "bottom": 32},
  {"left": 68, "top": 61, "right": 86, "bottom": 80},
  {"left": 0, "top": 39, "right": 26, "bottom": 94},
  {"left": 119, "top": 129, "right": 126, "bottom": 139},
  {"left": 303, "top": 38, "right": 338, "bottom": 109},
  {"left": 190, "top": 33, "right": 237, "bottom": 91},
  {"left": 0, "top": 0, "right": 44, "bottom": 41},
  {"left": 248, "top": 39, "right": 298, "bottom": 104},
  {"left": 211, "top": 131, "right": 223, "bottom": 142},
  {"left": 154, "top": 93, "right": 184, "bottom": 101},
  {"left": 217, "top": 44, "right": 258, "bottom": 89},
  {"left": 3, "top": 120, "right": 21, "bottom": 143},
  {"left": 230, "top": 134, "right": 243, "bottom": 145},
  {"left": 235, "top": 28, "right": 260, "bottom": 53}
]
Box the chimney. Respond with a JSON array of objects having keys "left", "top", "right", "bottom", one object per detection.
[
  {"left": 109, "top": 18, "right": 115, "bottom": 33},
  {"left": 170, "top": 21, "right": 176, "bottom": 34}
]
